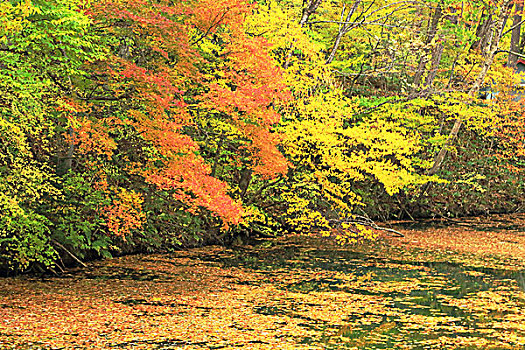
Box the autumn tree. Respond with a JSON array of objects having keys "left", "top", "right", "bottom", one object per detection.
[
  {"left": 1, "top": 0, "right": 293, "bottom": 271},
  {"left": 2, "top": 0, "right": 525, "bottom": 273}
]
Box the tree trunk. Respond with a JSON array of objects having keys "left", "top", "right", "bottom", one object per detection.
[
  {"left": 64, "top": 127, "right": 75, "bottom": 172},
  {"left": 428, "top": 0, "right": 513, "bottom": 177},
  {"left": 508, "top": 1, "right": 523, "bottom": 67},
  {"left": 299, "top": 0, "right": 324, "bottom": 26},
  {"left": 325, "top": 0, "right": 362, "bottom": 64},
  {"left": 424, "top": 42, "right": 444, "bottom": 88},
  {"left": 284, "top": 0, "right": 323, "bottom": 68},
  {"left": 238, "top": 168, "right": 253, "bottom": 199},
  {"left": 411, "top": 3, "right": 443, "bottom": 92},
  {"left": 472, "top": 13, "right": 493, "bottom": 52}
]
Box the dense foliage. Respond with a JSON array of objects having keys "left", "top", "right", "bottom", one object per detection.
[{"left": 1, "top": 0, "right": 524, "bottom": 272}]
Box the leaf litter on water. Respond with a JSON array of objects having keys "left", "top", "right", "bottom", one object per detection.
[{"left": 1, "top": 215, "right": 525, "bottom": 349}]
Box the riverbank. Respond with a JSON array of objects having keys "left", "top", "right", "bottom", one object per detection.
[{"left": 1, "top": 215, "right": 525, "bottom": 349}]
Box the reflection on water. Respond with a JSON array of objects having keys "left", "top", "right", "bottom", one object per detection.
[{"left": 200, "top": 237, "right": 525, "bottom": 349}]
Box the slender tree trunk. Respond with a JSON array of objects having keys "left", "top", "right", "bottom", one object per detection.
[
  {"left": 238, "top": 169, "right": 253, "bottom": 199},
  {"left": 424, "top": 42, "right": 444, "bottom": 88},
  {"left": 520, "top": 19, "right": 525, "bottom": 52},
  {"left": 508, "top": 1, "right": 523, "bottom": 67},
  {"left": 427, "top": 118, "right": 462, "bottom": 176},
  {"left": 299, "top": 0, "right": 324, "bottom": 26},
  {"left": 325, "top": 0, "right": 362, "bottom": 64},
  {"left": 210, "top": 136, "right": 223, "bottom": 178},
  {"left": 428, "top": 0, "right": 513, "bottom": 176},
  {"left": 58, "top": 43, "right": 76, "bottom": 174},
  {"left": 326, "top": 29, "right": 346, "bottom": 65},
  {"left": 472, "top": 12, "right": 493, "bottom": 51},
  {"left": 64, "top": 127, "right": 75, "bottom": 173},
  {"left": 284, "top": 0, "right": 323, "bottom": 68},
  {"left": 411, "top": 3, "right": 443, "bottom": 92}
]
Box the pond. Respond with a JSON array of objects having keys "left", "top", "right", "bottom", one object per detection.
[
  {"left": 1, "top": 224, "right": 525, "bottom": 349},
  {"left": 207, "top": 238, "right": 525, "bottom": 349}
]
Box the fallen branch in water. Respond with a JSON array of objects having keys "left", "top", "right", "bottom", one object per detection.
[
  {"left": 330, "top": 215, "right": 405, "bottom": 237},
  {"left": 420, "top": 205, "right": 473, "bottom": 227}
]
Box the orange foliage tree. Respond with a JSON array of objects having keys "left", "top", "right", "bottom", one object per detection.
[{"left": 72, "top": 0, "right": 291, "bottom": 240}]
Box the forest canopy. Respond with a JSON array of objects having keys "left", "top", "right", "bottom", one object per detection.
[{"left": 1, "top": 0, "right": 524, "bottom": 272}]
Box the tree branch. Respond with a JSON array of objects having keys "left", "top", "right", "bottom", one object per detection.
[
  {"left": 51, "top": 240, "right": 88, "bottom": 268},
  {"left": 330, "top": 216, "right": 405, "bottom": 237}
]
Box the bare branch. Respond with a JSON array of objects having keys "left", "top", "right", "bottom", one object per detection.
[
  {"left": 51, "top": 240, "right": 88, "bottom": 268},
  {"left": 330, "top": 216, "right": 405, "bottom": 237},
  {"left": 192, "top": 9, "right": 230, "bottom": 45},
  {"left": 502, "top": 18, "right": 525, "bottom": 36},
  {"left": 307, "top": 20, "right": 414, "bottom": 30}
]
